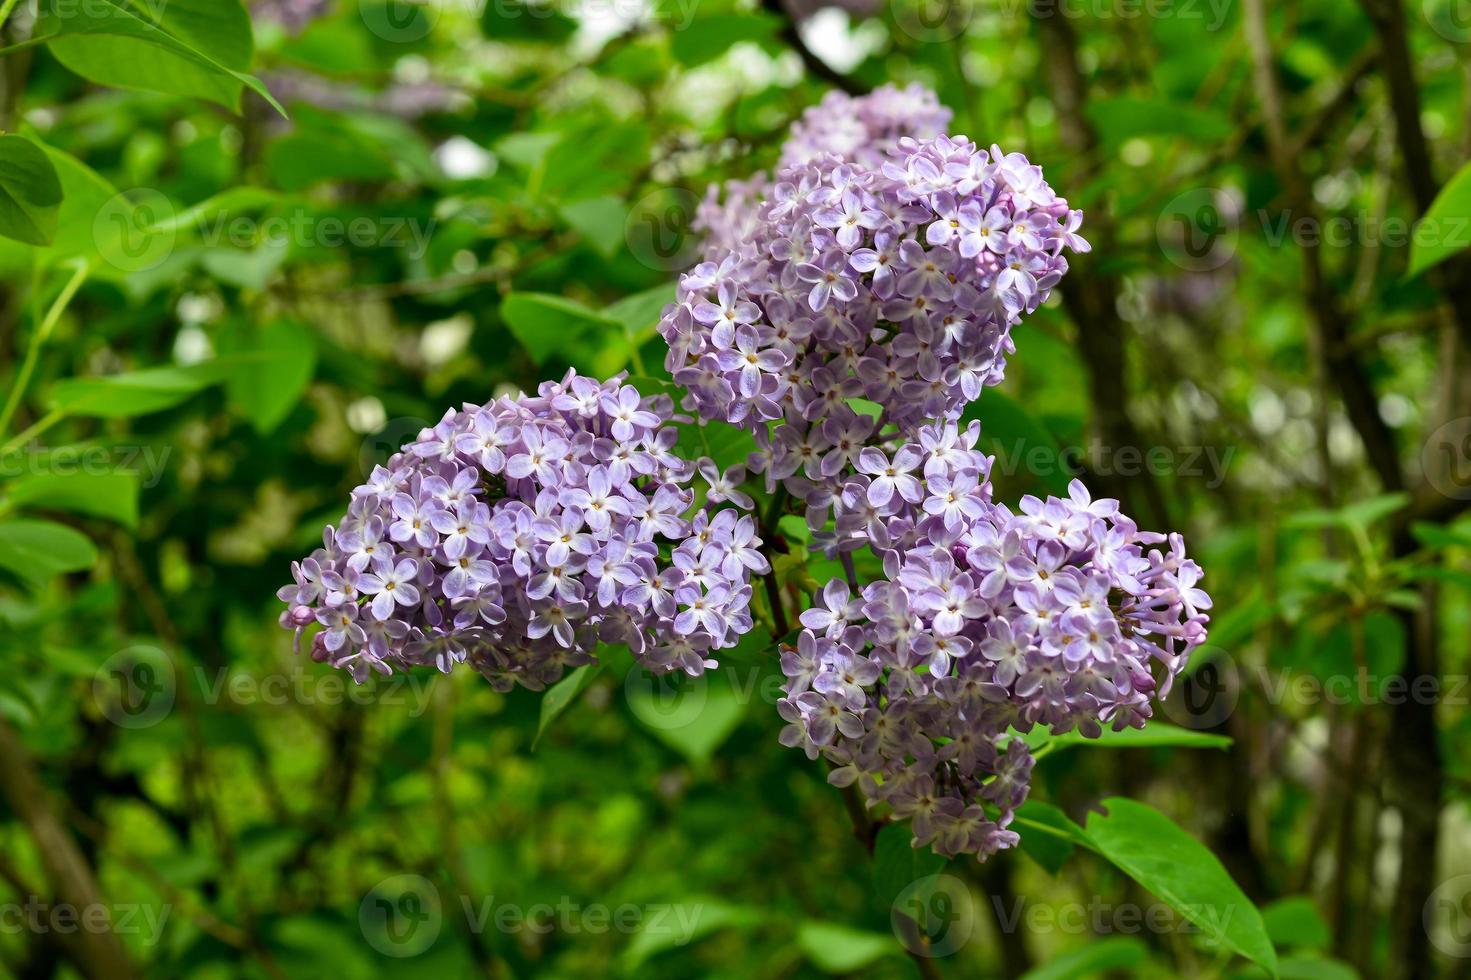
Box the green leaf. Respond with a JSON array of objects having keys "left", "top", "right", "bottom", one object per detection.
[
  {"left": 1024, "top": 723, "right": 1232, "bottom": 753},
  {"left": 1086, "top": 97, "right": 1233, "bottom": 144},
  {"left": 0, "top": 683, "right": 39, "bottom": 726},
  {"left": 0, "top": 519, "right": 99, "bottom": 586},
  {"left": 1018, "top": 936, "right": 1149, "bottom": 980},
  {"left": 38, "top": 0, "right": 282, "bottom": 115},
  {"left": 265, "top": 131, "right": 396, "bottom": 192},
  {"left": 1408, "top": 160, "right": 1471, "bottom": 278},
  {"left": 199, "top": 238, "right": 290, "bottom": 289},
  {"left": 1284, "top": 493, "right": 1410, "bottom": 532},
  {"left": 676, "top": 419, "right": 758, "bottom": 473},
  {"left": 620, "top": 899, "right": 764, "bottom": 970},
  {"left": 48, "top": 353, "right": 293, "bottom": 419},
  {"left": 669, "top": 13, "right": 779, "bottom": 67},
  {"left": 1277, "top": 955, "right": 1359, "bottom": 980},
  {"left": 1013, "top": 800, "right": 1082, "bottom": 874},
  {"left": 4, "top": 471, "right": 140, "bottom": 529},
  {"left": 0, "top": 135, "right": 63, "bottom": 246},
  {"left": 1409, "top": 521, "right": 1471, "bottom": 551},
  {"left": 148, "top": 186, "right": 285, "bottom": 235},
  {"left": 626, "top": 668, "right": 746, "bottom": 767},
  {"left": 1084, "top": 798, "right": 1277, "bottom": 977},
  {"left": 558, "top": 196, "right": 628, "bottom": 257},
  {"left": 219, "top": 319, "right": 317, "bottom": 433},
  {"left": 872, "top": 822, "right": 946, "bottom": 912},
  {"left": 795, "top": 921, "right": 896, "bottom": 973},
  {"left": 1262, "top": 896, "right": 1330, "bottom": 951},
  {"left": 500, "top": 292, "right": 618, "bottom": 366},
  {"left": 963, "top": 388, "right": 1073, "bottom": 496},
  {"left": 481, "top": 0, "right": 577, "bottom": 43},
  {"left": 605, "top": 285, "right": 674, "bottom": 344},
  {"left": 533, "top": 664, "right": 601, "bottom": 749}
]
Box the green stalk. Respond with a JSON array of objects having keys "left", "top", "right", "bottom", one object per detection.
[
  {"left": 0, "top": 261, "right": 90, "bottom": 440},
  {"left": 0, "top": 0, "right": 22, "bottom": 33}
]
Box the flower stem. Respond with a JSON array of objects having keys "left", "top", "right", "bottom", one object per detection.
[
  {"left": 0, "top": 0, "right": 21, "bottom": 33},
  {"left": 0, "top": 261, "right": 90, "bottom": 440}
]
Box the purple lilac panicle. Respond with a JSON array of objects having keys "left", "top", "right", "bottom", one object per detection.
[
  {"left": 695, "top": 85, "right": 951, "bottom": 260},
  {"left": 665, "top": 132, "right": 1089, "bottom": 520},
  {"left": 779, "top": 422, "right": 1210, "bottom": 860},
  {"left": 277, "top": 372, "right": 766, "bottom": 691}
]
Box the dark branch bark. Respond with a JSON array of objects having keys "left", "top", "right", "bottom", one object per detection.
[
  {"left": 761, "top": 0, "right": 867, "bottom": 95},
  {"left": 1357, "top": 0, "right": 1471, "bottom": 356},
  {"left": 0, "top": 721, "right": 135, "bottom": 980},
  {"left": 1241, "top": 1, "right": 1404, "bottom": 494},
  {"left": 1032, "top": 6, "right": 1169, "bottom": 530},
  {"left": 1251, "top": 5, "right": 1451, "bottom": 977}
]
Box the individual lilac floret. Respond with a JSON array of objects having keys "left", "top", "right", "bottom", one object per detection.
[
  {"left": 277, "top": 371, "right": 766, "bottom": 691},
  {"left": 778, "top": 461, "right": 1210, "bottom": 862},
  {"left": 665, "top": 133, "right": 1088, "bottom": 512}
]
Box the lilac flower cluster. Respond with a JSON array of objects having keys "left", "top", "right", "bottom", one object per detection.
[
  {"left": 780, "top": 445, "right": 1210, "bottom": 859},
  {"left": 277, "top": 372, "right": 765, "bottom": 691},
  {"left": 664, "top": 133, "right": 1089, "bottom": 522},
  {"left": 779, "top": 83, "right": 953, "bottom": 171},
  {"left": 694, "top": 85, "right": 950, "bottom": 261},
  {"left": 276, "top": 81, "right": 1213, "bottom": 867}
]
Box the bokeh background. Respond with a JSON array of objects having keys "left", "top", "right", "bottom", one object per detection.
[{"left": 1, "top": 0, "right": 1469, "bottom": 977}]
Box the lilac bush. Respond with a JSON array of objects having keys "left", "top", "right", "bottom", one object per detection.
[
  {"left": 278, "top": 371, "right": 765, "bottom": 692},
  {"left": 279, "top": 85, "right": 1209, "bottom": 866}
]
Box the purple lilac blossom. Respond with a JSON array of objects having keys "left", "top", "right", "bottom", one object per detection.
[
  {"left": 694, "top": 85, "right": 951, "bottom": 260},
  {"left": 778, "top": 417, "right": 1211, "bottom": 861},
  {"left": 253, "top": 0, "right": 333, "bottom": 33},
  {"left": 665, "top": 132, "right": 1089, "bottom": 522},
  {"left": 778, "top": 83, "right": 953, "bottom": 171},
  {"left": 277, "top": 371, "right": 766, "bottom": 691}
]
